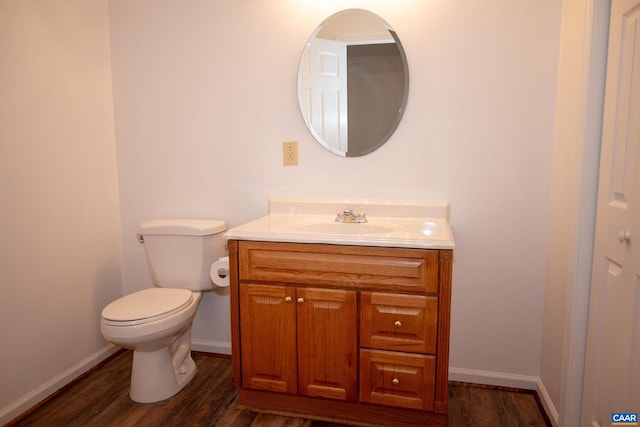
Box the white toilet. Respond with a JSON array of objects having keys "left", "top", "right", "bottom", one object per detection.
[{"left": 100, "top": 219, "right": 226, "bottom": 404}]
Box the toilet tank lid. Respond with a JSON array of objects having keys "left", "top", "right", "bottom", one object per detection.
[{"left": 140, "top": 219, "right": 226, "bottom": 236}]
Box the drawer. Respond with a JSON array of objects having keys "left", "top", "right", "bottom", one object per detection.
[
  {"left": 361, "top": 292, "right": 438, "bottom": 354},
  {"left": 239, "top": 241, "right": 439, "bottom": 293},
  {"left": 359, "top": 349, "right": 436, "bottom": 411}
]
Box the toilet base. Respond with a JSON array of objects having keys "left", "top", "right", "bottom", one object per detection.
[{"left": 129, "top": 327, "right": 197, "bottom": 404}]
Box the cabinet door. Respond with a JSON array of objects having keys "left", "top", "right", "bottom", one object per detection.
[
  {"left": 297, "top": 287, "right": 358, "bottom": 401},
  {"left": 240, "top": 283, "right": 297, "bottom": 393}
]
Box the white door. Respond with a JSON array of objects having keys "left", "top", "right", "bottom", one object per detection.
[
  {"left": 581, "top": 0, "right": 640, "bottom": 425},
  {"left": 298, "top": 38, "right": 348, "bottom": 155}
]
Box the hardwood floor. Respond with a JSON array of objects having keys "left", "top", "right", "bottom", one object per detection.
[{"left": 6, "top": 351, "right": 551, "bottom": 427}]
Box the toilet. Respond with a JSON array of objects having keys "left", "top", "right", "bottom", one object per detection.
[{"left": 100, "top": 219, "right": 226, "bottom": 404}]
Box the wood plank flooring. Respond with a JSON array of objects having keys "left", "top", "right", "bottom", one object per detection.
[{"left": 6, "top": 351, "right": 551, "bottom": 427}]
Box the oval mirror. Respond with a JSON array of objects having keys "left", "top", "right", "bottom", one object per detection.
[{"left": 297, "top": 9, "right": 409, "bottom": 157}]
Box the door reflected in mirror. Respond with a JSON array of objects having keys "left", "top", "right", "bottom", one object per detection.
[{"left": 297, "top": 9, "right": 409, "bottom": 157}]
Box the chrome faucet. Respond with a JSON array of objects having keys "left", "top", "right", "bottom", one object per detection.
[{"left": 335, "top": 206, "right": 368, "bottom": 223}]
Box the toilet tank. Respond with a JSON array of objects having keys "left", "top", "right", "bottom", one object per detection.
[{"left": 139, "top": 219, "right": 227, "bottom": 291}]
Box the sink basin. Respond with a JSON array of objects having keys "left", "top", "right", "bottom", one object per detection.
[{"left": 296, "top": 222, "right": 393, "bottom": 235}]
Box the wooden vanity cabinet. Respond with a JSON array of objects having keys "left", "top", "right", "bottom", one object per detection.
[{"left": 228, "top": 240, "right": 453, "bottom": 427}]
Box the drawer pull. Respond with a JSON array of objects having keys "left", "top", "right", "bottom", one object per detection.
[
  {"left": 297, "top": 298, "right": 305, "bottom": 304},
  {"left": 392, "top": 378, "right": 400, "bottom": 385},
  {"left": 394, "top": 320, "right": 402, "bottom": 328},
  {"left": 285, "top": 296, "right": 292, "bottom": 303}
]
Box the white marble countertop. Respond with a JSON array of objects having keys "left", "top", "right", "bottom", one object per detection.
[{"left": 224, "top": 197, "right": 455, "bottom": 250}]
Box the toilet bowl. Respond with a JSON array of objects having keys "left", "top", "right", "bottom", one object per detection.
[
  {"left": 100, "top": 219, "right": 226, "bottom": 404},
  {"left": 101, "top": 288, "right": 202, "bottom": 403}
]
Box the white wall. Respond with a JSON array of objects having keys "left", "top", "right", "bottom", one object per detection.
[
  {"left": 0, "top": 1, "right": 123, "bottom": 423},
  {"left": 109, "top": 0, "right": 562, "bottom": 381}
]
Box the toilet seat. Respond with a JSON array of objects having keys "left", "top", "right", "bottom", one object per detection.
[{"left": 102, "top": 288, "right": 193, "bottom": 326}]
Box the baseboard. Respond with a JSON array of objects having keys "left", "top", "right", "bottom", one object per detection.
[
  {"left": 0, "top": 345, "right": 120, "bottom": 426},
  {"left": 191, "top": 339, "right": 231, "bottom": 355},
  {"left": 449, "top": 366, "right": 539, "bottom": 390},
  {"left": 536, "top": 378, "right": 560, "bottom": 427}
]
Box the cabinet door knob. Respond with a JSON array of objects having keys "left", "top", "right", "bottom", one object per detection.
[
  {"left": 285, "top": 296, "right": 292, "bottom": 303},
  {"left": 394, "top": 320, "right": 402, "bottom": 328},
  {"left": 297, "top": 298, "right": 304, "bottom": 304},
  {"left": 619, "top": 229, "right": 632, "bottom": 242},
  {"left": 392, "top": 378, "right": 400, "bottom": 385}
]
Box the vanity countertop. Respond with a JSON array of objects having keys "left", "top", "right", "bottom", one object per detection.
[{"left": 224, "top": 197, "right": 455, "bottom": 250}]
